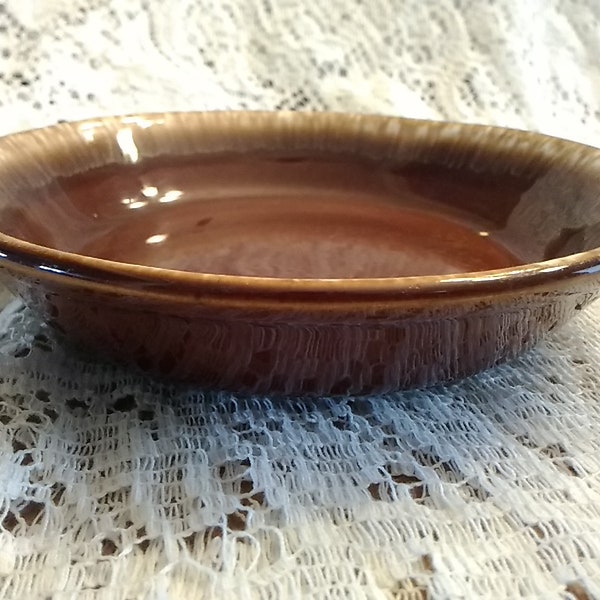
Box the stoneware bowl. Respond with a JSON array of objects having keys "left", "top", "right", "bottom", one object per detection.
[{"left": 0, "top": 111, "right": 599, "bottom": 395}]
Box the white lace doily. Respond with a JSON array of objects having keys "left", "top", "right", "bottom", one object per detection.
[{"left": 1, "top": 1, "right": 600, "bottom": 598}]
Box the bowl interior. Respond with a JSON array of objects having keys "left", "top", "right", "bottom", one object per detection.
[{"left": 1, "top": 113, "right": 600, "bottom": 280}]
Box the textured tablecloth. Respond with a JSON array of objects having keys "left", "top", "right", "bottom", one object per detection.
[{"left": 1, "top": 1, "right": 600, "bottom": 598}]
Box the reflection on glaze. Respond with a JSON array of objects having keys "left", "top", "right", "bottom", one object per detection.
[
  {"left": 504, "top": 169, "right": 600, "bottom": 261},
  {"left": 538, "top": 264, "right": 566, "bottom": 274},
  {"left": 121, "top": 116, "right": 165, "bottom": 129},
  {"left": 146, "top": 233, "right": 168, "bottom": 245},
  {"left": 576, "top": 263, "right": 600, "bottom": 276},
  {"left": 78, "top": 120, "right": 104, "bottom": 142},
  {"left": 142, "top": 186, "right": 158, "bottom": 197},
  {"left": 37, "top": 264, "right": 65, "bottom": 274},
  {"left": 159, "top": 190, "right": 183, "bottom": 203},
  {"left": 121, "top": 198, "right": 148, "bottom": 210},
  {"left": 115, "top": 128, "right": 139, "bottom": 163},
  {"left": 120, "top": 188, "right": 184, "bottom": 211},
  {"left": 444, "top": 268, "right": 530, "bottom": 284}
]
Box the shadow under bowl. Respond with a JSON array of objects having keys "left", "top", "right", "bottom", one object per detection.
[{"left": 0, "top": 112, "right": 599, "bottom": 395}]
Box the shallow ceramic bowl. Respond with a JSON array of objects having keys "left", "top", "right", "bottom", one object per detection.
[{"left": 0, "top": 112, "right": 599, "bottom": 395}]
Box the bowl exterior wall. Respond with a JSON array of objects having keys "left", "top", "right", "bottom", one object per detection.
[{"left": 2, "top": 268, "right": 597, "bottom": 395}]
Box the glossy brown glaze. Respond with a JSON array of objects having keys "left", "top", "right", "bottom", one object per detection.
[
  {"left": 7, "top": 154, "right": 525, "bottom": 278},
  {"left": 0, "top": 112, "right": 599, "bottom": 395}
]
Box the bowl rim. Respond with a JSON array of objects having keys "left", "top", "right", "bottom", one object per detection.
[{"left": 1, "top": 110, "right": 600, "bottom": 302}]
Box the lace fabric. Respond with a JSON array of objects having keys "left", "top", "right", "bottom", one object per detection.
[{"left": 1, "top": 1, "right": 600, "bottom": 598}]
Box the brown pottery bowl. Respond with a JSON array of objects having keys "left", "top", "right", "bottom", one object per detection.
[{"left": 0, "top": 112, "right": 599, "bottom": 395}]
